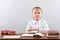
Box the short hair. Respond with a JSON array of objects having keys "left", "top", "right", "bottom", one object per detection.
[{"left": 32, "top": 7, "right": 42, "bottom": 12}]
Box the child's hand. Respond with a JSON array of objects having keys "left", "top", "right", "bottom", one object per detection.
[
  {"left": 28, "top": 27, "right": 39, "bottom": 31},
  {"left": 39, "top": 31, "right": 47, "bottom": 35}
]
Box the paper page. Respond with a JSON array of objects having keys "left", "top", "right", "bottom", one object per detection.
[
  {"left": 21, "top": 34, "right": 35, "bottom": 37},
  {"left": 2, "top": 35, "right": 20, "bottom": 38},
  {"left": 35, "top": 33, "right": 44, "bottom": 37}
]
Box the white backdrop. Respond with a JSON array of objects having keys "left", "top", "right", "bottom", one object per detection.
[{"left": 0, "top": 0, "right": 60, "bottom": 33}]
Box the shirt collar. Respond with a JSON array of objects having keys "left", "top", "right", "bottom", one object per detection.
[{"left": 32, "top": 19, "right": 42, "bottom": 24}]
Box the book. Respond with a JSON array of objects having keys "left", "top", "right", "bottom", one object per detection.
[
  {"left": 48, "top": 35, "right": 59, "bottom": 37},
  {"left": 2, "top": 35, "right": 20, "bottom": 39},
  {"left": 48, "top": 30, "right": 59, "bottom": 35},
  {"left": 1, "top": 30, "right": 16, "bottom": 35},
  {"left": 47, "top": 35, "right": 58, "bottom": 39},
  {"left": 21, "top": 33, "right": 44, "bottom": 37},
  {"left": 21, "top": 34, "right": 34, "bottom": 37}
]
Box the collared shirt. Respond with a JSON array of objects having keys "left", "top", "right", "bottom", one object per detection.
[{"left": 26, "top": 19, "right": 49, "bottom": 33}]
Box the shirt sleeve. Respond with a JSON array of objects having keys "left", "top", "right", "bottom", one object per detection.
[
  {"left": 26, "top": 22, "right": 31, "bottom": 33},
  {"left": 42, "top": 19, "right": 49, "bottom": 31}
]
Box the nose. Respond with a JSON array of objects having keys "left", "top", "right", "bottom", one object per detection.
[{"left": 36, "top": 13, "right": 39, "bottom": 15}]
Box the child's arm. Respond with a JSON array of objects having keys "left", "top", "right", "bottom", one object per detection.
[
  {"left": 39, "top": 19, "right": 49, "bottom": 35},
  {"left": 27, "top": 27, "right": 39, "bottom": 33}
]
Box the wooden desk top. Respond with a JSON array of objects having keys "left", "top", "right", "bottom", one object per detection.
[{"left": 0, "top": 33, "right": 60, "bottom": 40}]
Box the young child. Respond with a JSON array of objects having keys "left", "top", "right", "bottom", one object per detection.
[{"left": 26, "top": 7, "right": 49, "bottom": 35}]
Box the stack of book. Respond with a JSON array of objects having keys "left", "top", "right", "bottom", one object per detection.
[
  {"left": 47, "top": 30, "right": 59, "bottom": 39},
  {"left": 1, "top": 30, "right": 16, "bottom": 35}
]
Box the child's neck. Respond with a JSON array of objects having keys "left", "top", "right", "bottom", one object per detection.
[
  {"left": 33, "top": 18, "right": 41, "bottom": 21},
  {"left": 34, "top": 19, "right": 40, "bottom": 21},
  {"left": 35, "top": 19, "right": 39, "bottom": 21}
]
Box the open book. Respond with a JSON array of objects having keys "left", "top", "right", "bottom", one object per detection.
[{"left": 21, "top": 33, "right": 44, "bottom": 37}]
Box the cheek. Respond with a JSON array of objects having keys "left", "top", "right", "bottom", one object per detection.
[
  {"left": 32, "top": 14, "right": 35, "bottom": 18},
  {"left": 34, "top": 14, "right": 38, "bottom": 17},
  {"left": 33, "top": 15, "right": 36, "bottom": 18},
  {"left": 33, "top": 14, "right": 36, "bottom": 16},
  {"left": 40, "top": 14, "right": 42, "bottom": 16}
]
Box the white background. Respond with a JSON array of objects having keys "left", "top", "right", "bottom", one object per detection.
[{"left": 0, "top": 0, "right": 60, "bottom": 33}]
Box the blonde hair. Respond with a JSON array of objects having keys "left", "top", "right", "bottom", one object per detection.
[{"left": 32, "top": 7, "right": 42, "bottom": 12}]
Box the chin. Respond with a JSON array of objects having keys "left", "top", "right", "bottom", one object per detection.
[{"left": 36, "top": 19, "right": 39, "bottom": 21}]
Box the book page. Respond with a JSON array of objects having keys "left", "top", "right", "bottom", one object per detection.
[
  {"left": 35, "top": 33, "right": 44, "bottom": 37},
  {"left": 2, "top": 35, "right": 20, "bottom": 38},
  {"left": 21, "top": 34, "right": 35, "bottom": 37}
]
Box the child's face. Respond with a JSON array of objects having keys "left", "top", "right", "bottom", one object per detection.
[{"left": 32, "top": 8, "right": 42, "bottom": 21}]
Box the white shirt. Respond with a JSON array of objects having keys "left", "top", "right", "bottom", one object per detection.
[{"left": 26, "top": 19, "right": 49, "bottom": 33}]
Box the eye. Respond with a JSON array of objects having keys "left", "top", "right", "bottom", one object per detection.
[
  {"left": 38, "top": 12, "right": 40, "bottom": 14},
  {"left": 34, "top": 12, "right": 36, "bottom": 14}
]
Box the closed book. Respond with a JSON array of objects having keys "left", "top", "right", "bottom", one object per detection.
[
  {"left": 48, "top": 30, "right": 59, "bottom": 35},
  {"left": 47, "top": 35, "right": 59, "bottom": 39},
  {"left": 1, "top": 30, "right": 16, "bottom": 35}
]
